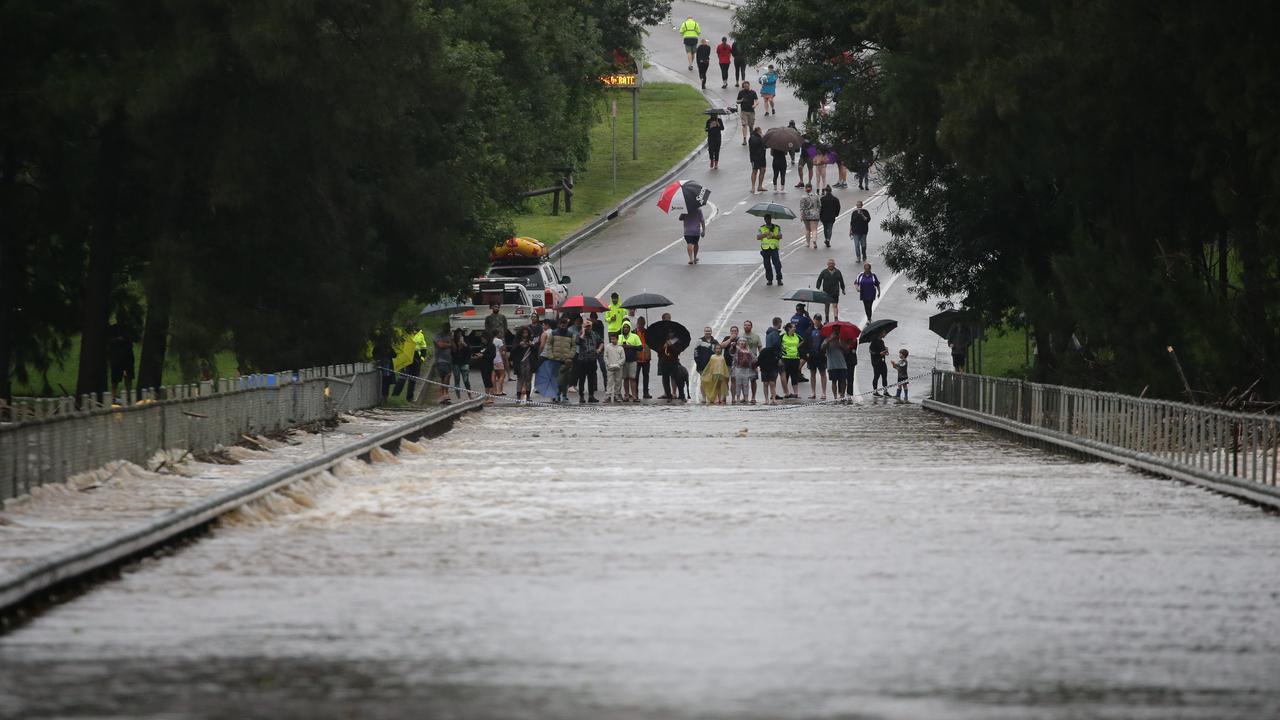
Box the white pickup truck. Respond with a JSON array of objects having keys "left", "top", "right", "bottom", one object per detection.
[
  {"left": 483, "top": 260, "right": 572, "bottom": 318},
  {"left": 449, "top": 281, "right": 542, "bottom": 351}
]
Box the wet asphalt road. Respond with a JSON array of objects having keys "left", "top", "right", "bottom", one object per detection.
[{"left": 1, "top": 406, "right": 1278, "bottom": 719}]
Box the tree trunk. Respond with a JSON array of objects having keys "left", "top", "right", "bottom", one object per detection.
[
  {"left": 137, "top": 273, "right": 171, "bottom": 392},
  {"left": 0, "top": 143, "right": 19, "bottom": 400},
  {"left": 74, "top": 116, "right": 124, "bottom": 401},
  {"left": 136, "top": 155, "right": 186, "bottom": 393}
]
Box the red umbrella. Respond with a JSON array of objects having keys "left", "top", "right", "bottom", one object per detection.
[
  {"left": 556, "top": 294, "right": 609, "bottom": 313},
  {"left": 820, "top": 320, "right": 861, "bottom": 343},
  {"left": 656, "top": 180, "right": 710, "bottom": 214}
]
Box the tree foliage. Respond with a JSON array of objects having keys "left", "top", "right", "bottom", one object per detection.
[
  {"left": 2, "top": 0, "right": 670, "bottom": 397},
  {"left": 734, "top": 0, "right": 1280, "bottom": 399}
]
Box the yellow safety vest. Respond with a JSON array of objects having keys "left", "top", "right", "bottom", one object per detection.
[
  {"left": 621, "top": 331, "right": 641, "bottom": 348},
  {"left": 759, "top": 224, "right": 781, "bottom": 251},
  {"left": 680, "top": 18, "right": 701, "bottom": 38},
  {"left": 781, "top": 333, "right": 801, "bottom": 359},
  {"left": 605, "top": 302, "right": 626, "bottom": 332},
  {"left": 412, "top": 330, "right": 428, "bottom": 351}
]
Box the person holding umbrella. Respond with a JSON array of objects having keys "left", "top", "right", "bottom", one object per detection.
[
  {"left": 682, "top": 204, "right": 706, "bottom": 264},
  {"left": 869, "top": 329, "right": 890, "bottom": 397},
  {"left": 816, "top": 258, "right": 846, "bottom": 320},
  {"left": 806, "top": 314, "right": 828, "bottom": 400},
  {"left": 635, "top": 316, "right": 652, "bottom": 399},
  {"left": 757, "top": 213, "right": 783, "bottom": 286},
  {"left": 705, "top": 113, "right": 724, "bottom": 170},
  {"left": 822, "top": 331, "right": 849, "bottom": 400}
]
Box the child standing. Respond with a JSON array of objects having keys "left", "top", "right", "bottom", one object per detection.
[
  {"left": 603, "top": 333, "right": 625, "bottom": 403},
  {"left": 891, "top": 348, "right": 910, "bottom": 402}
]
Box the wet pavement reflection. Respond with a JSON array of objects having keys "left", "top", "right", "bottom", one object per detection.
[{"left": 2, "top": 404, "right": 1279, "bottom": 719}]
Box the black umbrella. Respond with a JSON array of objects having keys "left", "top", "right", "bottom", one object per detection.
[
  {"left": 783, "top": 288, "right": 834, "bottom": 305},
  {"left": 746, "top": 202, "right": 797, "bottom": 220},
  {"left": 703, "top": 107, "right": 738, "bottom": 115},
  {"left": 763, "top": 126, "right": 804, "bottom": 152},
  {"left": 645, "top": 320, "right": 691, "bottom": 355},
  {"left": 621, "top": 292, "right": 673, "bottom": 310},
  {"left": 859, "top": 318, "right": 898, "bottom": 344},
  {"left": 929, "top": 309, "right": 977, "bottom": 340}
]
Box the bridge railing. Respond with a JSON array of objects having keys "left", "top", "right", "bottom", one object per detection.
[
  {"left": 927, "top": 370, "right": 1279, "bottom": 506},
  {"left": 0, "top": 364, "right": 381, "bottom": 501}
]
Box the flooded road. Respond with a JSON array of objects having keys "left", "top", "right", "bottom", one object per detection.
[{"left": 2, "top": 404, "right": 1279, "bottom": 719}]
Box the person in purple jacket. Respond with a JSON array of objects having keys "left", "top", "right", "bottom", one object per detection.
[{"left": 854, "top": 262, "right": 881, "bottom": 320}]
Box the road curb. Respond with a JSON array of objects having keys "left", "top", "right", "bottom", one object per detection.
[
  {"left": 683, "top": 0, "right": 738, "bottom": 9},
  {"left": 0, "top": 398, "right": 484, "bottom": 620},
  {"left": 922, "top": 399, "right": 1280, "bottom": 511},
  {"left": 549, "top": 138, "right": 709, "bottom": 262}
]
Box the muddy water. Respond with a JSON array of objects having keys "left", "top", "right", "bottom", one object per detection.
[{"left": 1, "top": 405, "right": 1278, "bottom": 719}]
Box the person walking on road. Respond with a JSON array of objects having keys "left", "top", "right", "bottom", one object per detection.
[
  {"left": 760, "top": 65, "right": 779, "bottom": 115},
  {"left": 849, "top": 200, "right": 871, "bottom": 263},
  {"left": 695, "top": 39, "right": 712, "bottom": 89},
  {"left": 748, "top": 126, "right": 767, "bottom": 192},
  {"left": 869, "top": 330, "right": 889, "bottom": 397},
  {"left": 757, "top": 213, "right": 783, "bottom": 286},
  {"left": 854, "top": 158, "right": 871, "bottom": 190},
  {"left": 741, "top": 319, "right": 763, "bottom": 403},
  {"left": 731, "top": 38, "right": 747, "bottom": 84},
  {"left": 682, "top": 203, "right": 706, "bottom": 264},
  {"left": 705, "top": 114, "right": 724, "bottom": 169},
  {"left": 819, "top": 187, "right": 841, "bottom": 248},
  {"left": 816, "top": 258, "right": 846, "bottom": 320},
  {"left": 770, "top": 147, "right": 788, "bottom": 192},
  {"left": 715, "top": 37, "right": 732, "bottom": 88},
  {"left": 799, "top": 184, "right": 820, "bottom": 248},
  {"left": 679, "top": 16, "right": 701, "bottom": 70},
  {"left": 795, "top": 137, "right": 813, "bottom": 188},
  {"left": 737, "top": 81, "right": 758, "bottom": 145},
  {"left": 947, "top": 322, "right": 974, "bottom": 373},
  {"left": 854, "top": 262, "right": 881, "bottom": 321}
]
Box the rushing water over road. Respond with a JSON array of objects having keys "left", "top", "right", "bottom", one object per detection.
[{"left": 2, "top": 404, "right": 1279, "bottom": 719}]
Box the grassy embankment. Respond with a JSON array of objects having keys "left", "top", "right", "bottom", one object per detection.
[{"left": 515, "top": 82, "right": 708, "bottom": 244}]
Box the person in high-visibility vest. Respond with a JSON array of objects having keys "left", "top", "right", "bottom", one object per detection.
[
  {"left": 679, "top": 16, "right": 701, "bottom": 70},
  {"left": 605, "top": 293, "right": 626, "bottom": 335},
  {"left": 757, "top": 214, "right": 784, "bottom": 286},
  {"left": 780, "top": 321, "right": 803, "bottom": 400},
  {"left": 618, "top": 321, "right": 643, "bottom": 401}
]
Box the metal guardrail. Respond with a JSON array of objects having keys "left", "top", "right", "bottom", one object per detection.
[
  {"left": 925, "top": 371, "right": 1280, "bottom": 508},
  {"left": 0, "top": 398, "right": 483, "bottom": 616},
  {"left": 0, "top": 363, "right": 382, "bottom": 501}
]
